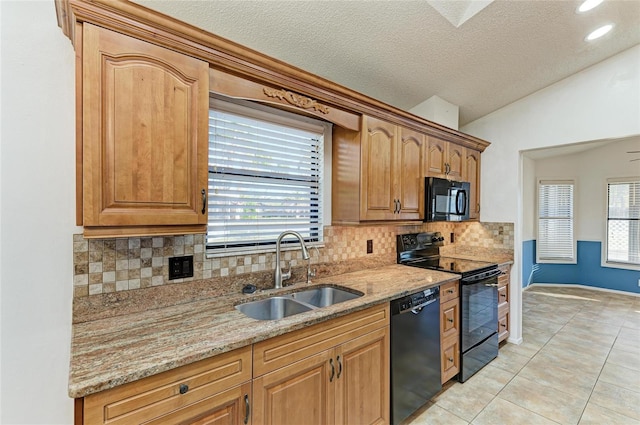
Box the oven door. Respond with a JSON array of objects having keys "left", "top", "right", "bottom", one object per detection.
[{"left": 460, "top": 272, "right": 499, "bottom": 352}]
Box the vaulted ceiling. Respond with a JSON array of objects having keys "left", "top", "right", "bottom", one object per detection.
[{"left": 134, "top": 0, "right": 640, "bottom": 126}]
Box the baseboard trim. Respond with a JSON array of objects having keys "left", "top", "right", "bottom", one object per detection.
[
  {"left": 525, "top": 283, "right": 640, "bottom": 298},
  {"left": 506, "top": 336, "right": 523, "bottom": 345}
]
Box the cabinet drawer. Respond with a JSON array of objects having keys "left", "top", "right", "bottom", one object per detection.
[
  {"left": 498, "top": 285, "right": 508, "bottom": 304},
  {"left": 440, "top": 280, "right": 459, "bottom": 304},
  {"left": 253, "top": 304, "right": 389, "bottom": 377},
  {"left": 441, "top": 334, "right": 460, "bottom": 384},
  {"left": 83, "top": 346, "right": 251, "bottom": 425},
  {"left": 440, "top": 298, "right": 460, "bottom": 340},
  {"left": 498, "top": 301, "right": 509, "bottom": 319},
  {"left": 498, "top": 314, "right": 509, "bottom": 343}
]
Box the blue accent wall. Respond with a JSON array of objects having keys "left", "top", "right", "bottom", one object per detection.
[
  {"left": 523, "top": 240, "right": 640, "bottom": 294},
  {"left": 522, "top": 240, "right": 536, "bottom": 288}
]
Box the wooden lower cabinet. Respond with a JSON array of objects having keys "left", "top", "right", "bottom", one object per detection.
[
  {"left": 439, "top": 280, "right": 460, "bottom": 383},
  {"left": 497, "top": 264, "right": 511, "bottom": 343},
  {"left": 78, "top": 347, "right": 252, "bottom": 425},
  {"left": 76, "top": 306, "right": 389, "bottom": 425},
  {"left": 252, "top": 305, "right": 390, "bottom": 425}
]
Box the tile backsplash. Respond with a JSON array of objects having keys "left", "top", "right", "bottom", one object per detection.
[{"left": 72, "top": 221, "right": 513, "bottom": 298}]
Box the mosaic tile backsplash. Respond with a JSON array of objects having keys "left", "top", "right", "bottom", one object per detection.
[{"left": 72, "top": 221, "right": 513, "bottom": 297}]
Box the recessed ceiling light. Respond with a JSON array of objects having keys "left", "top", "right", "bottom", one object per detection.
[
  {"left": 577, "top": 0, "right": 604, "bottom": 13},
  {"left": 586, "top": 24, "right": 613, "bottom": 41}
]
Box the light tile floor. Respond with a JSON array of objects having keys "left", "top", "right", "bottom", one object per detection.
[{"left": 406, "top": 285, "right": 640, "bottom": 425}]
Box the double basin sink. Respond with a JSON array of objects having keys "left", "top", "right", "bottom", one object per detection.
[{"left": 236, "top": 285, "right": 363, "bottom": 320}]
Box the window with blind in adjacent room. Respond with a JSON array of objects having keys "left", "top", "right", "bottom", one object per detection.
[
  {"left": 207, "top": 98, "right": 330, "bottom": 255},
  {"left": 537, "top": 180, "right": 576, "bottom": 263},
  {"left": 605, "top": 178, "right": 640, "bottom": 268}
]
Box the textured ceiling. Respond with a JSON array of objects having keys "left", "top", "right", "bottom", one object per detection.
[{"left": 134, "top": 0, "right": 640, "bottom": 126}]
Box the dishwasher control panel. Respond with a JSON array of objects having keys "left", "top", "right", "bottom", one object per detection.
[{"left": 391, "top": 287, "right": 439, "bottom": 314}]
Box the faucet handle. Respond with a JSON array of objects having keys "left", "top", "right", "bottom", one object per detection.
[{"left": 282, "top": 262, "right": 292, "bottom": 282}]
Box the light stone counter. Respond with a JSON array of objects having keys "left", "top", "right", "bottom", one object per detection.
[{"left": 69, "top": 264, "right": 459, "bottom": 398}]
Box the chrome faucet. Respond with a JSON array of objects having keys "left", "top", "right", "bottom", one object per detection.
[{"left": 274, "top": 231, "right": 310, "bottom": 289}]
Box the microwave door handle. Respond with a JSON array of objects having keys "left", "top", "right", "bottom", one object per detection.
[{"left": 455, "top": 190, "right": 465, "bottom": 215}]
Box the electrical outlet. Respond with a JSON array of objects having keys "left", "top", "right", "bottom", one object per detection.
[
  {"left": 169, "top": 255, "right": 194, "bottom": 280},
  {"left": 366, "top": 240, "right": 373, "bottom": 254}
]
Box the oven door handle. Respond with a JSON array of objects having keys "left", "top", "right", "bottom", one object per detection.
[{"left": 460, "top": 269, "right": 502, "bottom": 284}]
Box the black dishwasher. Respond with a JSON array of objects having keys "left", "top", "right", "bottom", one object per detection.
[{"left": 390, "top": 287, "right": 441, "bottom": 425}]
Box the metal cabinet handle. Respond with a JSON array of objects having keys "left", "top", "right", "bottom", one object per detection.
[
  {"left": 500, "top": 293, "right": 507, "bottom": 298},
  {"left": 337, "top": 356, "right": 342, "bottom": 379},
  {"left": 448, "top": 357, "right": 454, "bottom": 363},
  {"left": 244, "top": 394, "right": 250, "bottom": 424},
  {"left": 500, "top": 323, "right": 507, "bottom": 328},
  {"left": 201, "top": 189, "right": 206, "bottom": 215},
  {"left": 447, "top": 318, "right": 454, "bottom": 323},
  {"left": 397, "top": 200, "right": 401, "bottom": 213},
  {"left": 179, "top": 383, "right": 189, "bottom": 394},
  {"left": 329, "top": 358, "right": 335, "bottom": 382},
  {"left": 447, "top": 289, "right": 454, "bottom": 294}
]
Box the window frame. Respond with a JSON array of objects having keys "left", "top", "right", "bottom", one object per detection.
[
  {"left": 602, "top": 177, "right": 640, "bottom": 271},
  {"left": 205, "top": 96, "right": 332, "bottom": 258},
  {"left": 536, "top": 178, "right": 577, "bottom": 264}
]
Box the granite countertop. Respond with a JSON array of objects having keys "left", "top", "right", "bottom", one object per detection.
[{"left": 69, "top": 264, "right": 460, "bottom": 398}]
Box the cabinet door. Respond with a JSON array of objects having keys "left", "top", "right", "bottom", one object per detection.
[
  {"left": 427, "top": 137, "right": 447, "bottom": 177},
  {"left": 335, "top": 328, "right": 389, "bottom": 425},
  {"left": 360, "top": 116, "right": 397, "bottom": 220},
  {"left": 466, "top": 149, "right": 481, "bottom": 219},
  {"left": 440, "top": 298, "right": 460, "bottom": 341},
  {"left": 252, "top": 350, "right": 334, "bottom": 425},
  {"left": 82, "top": 24, "right": 209, "bottom": 231},
  {"left": 397, "top": 128, "right": 425, "bottom": 220},
  {"left": 446, "top": 143, "right": 465, "bottom": 181}
]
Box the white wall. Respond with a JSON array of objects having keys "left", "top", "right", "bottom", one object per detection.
[
  {"left": 1, "top": 1, "right": 76, "bottom": 423},
  {"left": 462, "top": 44, "right": 640, "bottom": 344},
  {"left": 534, "top": 137, "right": 640, "bottom": 242}
]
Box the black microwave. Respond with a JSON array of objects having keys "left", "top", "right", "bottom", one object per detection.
[{"left": 425, "top": 177, "right": 470, "bottom": 222}]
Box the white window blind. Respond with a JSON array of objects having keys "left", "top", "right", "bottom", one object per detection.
[
  {"left": 606, "top": 179, "right": 640, "bottom": 266},
  {"left": 207, "top": 102, "right": 324, "bottom": 251},
  {"left": 537, "top": 180, "right": 575, "bottom": 262}
]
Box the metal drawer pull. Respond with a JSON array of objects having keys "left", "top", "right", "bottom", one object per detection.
[
  {"left": 201, "top": 189, "right": 206, "bottom": 214},
  {"left": 447, "top": 289, "right": 454, "bottom": 294},
  {"left": 337, "top": 356, "right": 342, "bottom": 379},
  {"left": 329, "top": 358, "right": 335, "bottom": 382},
  {"left": 179, "top": 383, "right": 189, "bottom": 394},
  {"left": 244, "top": 394, "right": 250, "bottom": 424}
]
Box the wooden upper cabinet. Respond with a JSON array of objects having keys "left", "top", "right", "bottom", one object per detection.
[
  {"left": 427, "top": 136, "right": 464, "bottom": 180},
  {"left": 357, "top": 116, "right": 424, "bottom": 221},
  {"left": 427, "top": 137, "right": 447, "bottom": 176},
  {"left": 81, "top": 24, "right": 209, "bottom": 237},
  {"left": 465, "top": 149, "right": 481, "bottom": 219},
  {"left": 360, "top": 117, "right": 398, "bottom": 221},
  {"left": 397, "top": 128, "right": 425, "bottom": 220},
  {"left": 446, "top": 143, "right": 465, "bottom": 181}
]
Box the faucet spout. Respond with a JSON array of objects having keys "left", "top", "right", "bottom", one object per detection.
[{"left": 274, "top": 231, "right": 310, "bottom": 289}]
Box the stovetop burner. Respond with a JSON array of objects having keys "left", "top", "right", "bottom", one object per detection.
[
  {"left": 397, "top": 232, "right": 497, "bottom": 277},
  {"left": 402, "top": 256, "right": 496, "bottom": 276}
]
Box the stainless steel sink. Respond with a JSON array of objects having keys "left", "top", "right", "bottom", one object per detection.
[
  {"left": 235, "top": 296, "right": 313, "bottom": 321},
  {"left": 289, "top": 285, "right": 363, "bottom": 308},
  {"left": 236, "top": 285, "right": 363, "bottom": 320}
]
